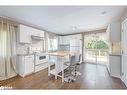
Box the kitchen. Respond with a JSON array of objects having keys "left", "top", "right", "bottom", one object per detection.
[
  {"left": 0, "top": 6, "right": 127, "bottom": 89},
  {"left": 16, "top": 24, "right": 82, "bottom": 78},
  {"left": 16, "top": 24, "right": 50, "bottom": 77}
]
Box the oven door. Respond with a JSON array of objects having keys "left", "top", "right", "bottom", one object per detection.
[{"left": 35, "top": 55, "right": 48, "bottom": 65}]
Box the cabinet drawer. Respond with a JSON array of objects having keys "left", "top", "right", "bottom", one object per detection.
[{"left": 35, "top": 63, "right": 48, "bottom": 72}]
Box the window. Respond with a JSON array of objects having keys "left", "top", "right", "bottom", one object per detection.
[{"left": 48, "top": 38, "right": 58, "bottom": 51}]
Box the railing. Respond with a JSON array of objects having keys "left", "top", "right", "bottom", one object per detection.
[{"left": 84, "top": 49, "right": 108, "bottom": 64}]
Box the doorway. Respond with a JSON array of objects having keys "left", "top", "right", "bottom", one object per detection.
[{"left": 84, "top": 32, "right": 108, "bottom": 65}]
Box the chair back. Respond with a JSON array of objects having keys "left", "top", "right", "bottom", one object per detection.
[{"left": 69, "top": 54, "right": 81, "bottom": 66}]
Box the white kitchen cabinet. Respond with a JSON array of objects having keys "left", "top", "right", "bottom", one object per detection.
[
  {"left": 106, "top": 22, "right": 121, "bottom": 78},
  {"left": 58, "top": 34, "right": 82, "bottom": 61},
  {"left": 121, "top": 18, "right": 127, "bottom": 86},
  {"left": 18, "top": 24, "right": 32, "bottom": 43},
  {"left": 59, "top": 34, "right": 81, "bottom": 45},
  {"left": 35, "top": 62, "right": 48, "bottom": 72},
  {"left": 31, "top": 28, "right": 45, "bottom": 37},
  {"left": 58, "top": 36, "right": 63, "bottom": 44},
  {"left": 121, "top": 55, "right": 127, "bottom": 86},
  {"left": 70, "top": 39, "right": 80, "bottom": 46},
  {"left": 107, "top": 22, "right": 121, "bottom": 42},
  {"left": 17, "top": 24, "right": 45, "bottom": 44},
  {"left": 59, "top": 36, "right": 70, "bottom": 45},
  {"left": 108, "top": 55, "right": 121, "bottom": 78},
  {"left": 17, "top": 55, "right": 34, "bottom": 77}
]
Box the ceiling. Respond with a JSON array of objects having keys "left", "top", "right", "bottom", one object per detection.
[{"left": 0, "top": 6, "right": 126, "bottom": 34}]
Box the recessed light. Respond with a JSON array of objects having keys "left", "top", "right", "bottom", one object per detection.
[{"left": 101, "top": 11, "right": 107, "bottom": 15}]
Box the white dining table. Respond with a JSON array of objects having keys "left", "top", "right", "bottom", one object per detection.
[{"left": 47, "top": 51, "right": 76, "bottom": 82}]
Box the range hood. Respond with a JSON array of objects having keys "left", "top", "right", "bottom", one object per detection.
[{"left": 31, "top": 35, "right": 45, "bottom": 41}]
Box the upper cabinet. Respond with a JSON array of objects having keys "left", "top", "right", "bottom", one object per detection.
[
  {"left": 18, "top": 24, "right": 32, "bottom": 43},
  {"left": 107, "top": 22, "right": 121, "bottom": 42},
  {"left": 59, "top": 36, "right": 63, "bottom": 45},
  {"left": 59, "top": 36, "right": 70, "bottom": 45},
  {"left": 59, "top": 34, "right": 82, "bottom": 45},
  {"left": 121, "top": 19, "right": 127, "bottom": 55},
  {"left": 31, "top": 28, "right": 45, "bottom": 37},
  {"left": 17, "top": 24, "right": 45, "bottom": 44}
]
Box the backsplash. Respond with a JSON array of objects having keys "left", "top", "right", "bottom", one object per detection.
[
  {"left": 17, "top": 40, "right": 45, "bottom": 54},
  {"left": 16, "top": 44, "right": 29, "bottom": 54},
  {"left": 29, "top": 40, "right": 45, "bottom": 53}
]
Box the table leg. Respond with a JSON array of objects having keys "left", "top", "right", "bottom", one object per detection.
[
  {"left": 62, "top": 57, "right": 64, "bottom": 82},
  {"left": 48, "top": 55, "right": 50, "bottom": 76},
  {"left": 55, "top": 56, "right": 58, "bottom": 79}
]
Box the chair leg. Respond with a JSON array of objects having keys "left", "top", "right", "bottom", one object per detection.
[
  {"left": 64, "top": 66, "right": 76, "bottom": 83},
  {"left": 72, "top": 65, "right": 81, "bottom": 76}
]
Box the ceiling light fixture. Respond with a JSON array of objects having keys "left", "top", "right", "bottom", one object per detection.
[{"left": 101, "top": 11, "right": 107, "bottom": 15}]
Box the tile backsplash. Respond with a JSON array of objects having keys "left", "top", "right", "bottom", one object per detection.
[
  {"left": 17, "top": 40, "right": 45, "bottom": 54},
  {"left": 16, "top": 44, "right": 29, "bottom": 54},
  {"left": 29, "top": 41, "right": 44, "bottom": 53}
]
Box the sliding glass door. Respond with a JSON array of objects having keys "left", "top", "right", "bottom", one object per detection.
[{"left": 84, "top": 33, "right": 108, "bottom": 65}]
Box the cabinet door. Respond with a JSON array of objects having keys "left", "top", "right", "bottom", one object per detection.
[
  {"left": 19, "top": 25, "right": 31, "bottom": 43},
  {"left": 38, "top": 30, "right": 45, "bottom": 37},
  {"left": 65, "top": 36, "right": 70, "bottom": 44},
  {"left": 121, "top": 19, "right": 127, "bottom": 86},
  {"left": 122, "top": 21, "right": 127, "bottom": 55},
  {"left": 24, "top": 55, "right": 34, "bottom": 75},
  {"left": 31, "top": 28, "right": 44, "bottom": 37},
  {"left": 110, "top": 22, "right": 120, "bottom": 42},
  {"left": 110, "top": 56, "right": 120, "bottom": 78},
  {"left": 58, "top": 36, "right": 63, "bottom": 44},
  {"left": 121, "top": 55, "right": 127, "bottom": 85},
  {"left": 62, "top": 36, "right": 67, "bottom": 44}
]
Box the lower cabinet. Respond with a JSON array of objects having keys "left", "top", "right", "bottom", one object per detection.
[
  {"left": 17, "top": 55, "right": 34, "bottom": 77},
  {"left": 35, "top": 62, "right": 48, "bottom": 72},
  {"left": 108, "top": 55, "right": 121, "bottom": 78},
  {"left": 121, "top": 55, "right": 127, "bottom": 86}
]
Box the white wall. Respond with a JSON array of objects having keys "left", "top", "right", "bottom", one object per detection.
[{"left": 120, "top": 9, "right": 127, "bottom": 22}]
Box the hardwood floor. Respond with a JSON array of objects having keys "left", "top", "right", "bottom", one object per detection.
[{"left": 0, "top": 63, "right": 126, "bottom": 89}]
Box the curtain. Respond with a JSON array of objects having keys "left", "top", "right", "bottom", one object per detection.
[{"left": 0, "top": 18, "right": 17, "bottom": 80}]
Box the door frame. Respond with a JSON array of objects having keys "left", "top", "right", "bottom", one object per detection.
[{"left": 84, "top": 33, "right": 108, "bottom": 65}]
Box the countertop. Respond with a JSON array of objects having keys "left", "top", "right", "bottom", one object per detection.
[
  {"left": 109, "top": 54, "right": 121, "bottom": 56},
  {"left": 47, "top": 51, "right": 79, "bottom": 57},
  {"left": 17, "top": 51, "right": 47, "bottom": 56},
  {"left": 17, "top": 53, "right": 35, "bottom": 56}
]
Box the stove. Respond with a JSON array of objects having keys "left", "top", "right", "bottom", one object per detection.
[{"left": 34, "top": 52, "right": 48, "bottom": 66}]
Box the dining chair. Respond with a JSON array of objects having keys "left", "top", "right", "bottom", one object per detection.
[
  {"left": 64, "top": 54, "right": 81, "bottom": 83},
  {"left": 72, "top": 54, "right": 81, "bottom": 76}
]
